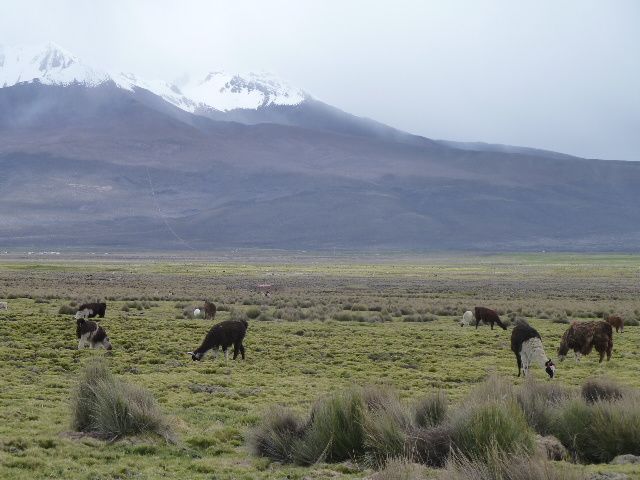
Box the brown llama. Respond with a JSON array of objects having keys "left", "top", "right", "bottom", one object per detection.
[{"left": 605, "top": 315, "right": 624, "bottom": 333}]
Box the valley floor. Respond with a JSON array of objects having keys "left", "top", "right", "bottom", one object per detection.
[{"left": 0, "top": 254, "right": 639, "bottom": 479}]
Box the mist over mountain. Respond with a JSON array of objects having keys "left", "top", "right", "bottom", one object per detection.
[{"left": 1, "top": 43, "right": 639, "bottom": 251}]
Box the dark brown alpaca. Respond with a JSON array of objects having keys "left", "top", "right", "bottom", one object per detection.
[
  {"left": 474, "top": 306, "right": 507, "bottom": 330},
  {"left": 203, "top": 300, "right": 217, "bottom": 320},
  {"left": 558, "top": 321, "right": 613, "bottom": 363},
  {"left": 605, "top": 315, "right": 624, "bottom": 333}
]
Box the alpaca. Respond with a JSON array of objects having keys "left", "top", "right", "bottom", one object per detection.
[
  {"left": 511, "top": 320, "right": 555, "bottom": 378},
  {"left": 188, "top": 319, "right": 248, "bottom": 361},
  {"left": 558, "top": 321, "right": 613, "bottom": 363}
]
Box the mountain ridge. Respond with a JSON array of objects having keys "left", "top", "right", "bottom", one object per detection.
[{"left": 0, "top": 44, "right": 639, "bottom": 251}]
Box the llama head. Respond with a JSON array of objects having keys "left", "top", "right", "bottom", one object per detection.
[
  {"left": 74, "top": 308, "right": 92, "bottom": 320},
  {"left": 544, "top": 359, "right": 555, "bottom": 378},
  {"left": 557, "top": 343, "right": 569, "bottom": 362},
  {"left": 101, "top": 336, "right": 113, "bottom": 351},
  {"left": 187, "top": 351, "right": 204, "bottom": 361}
]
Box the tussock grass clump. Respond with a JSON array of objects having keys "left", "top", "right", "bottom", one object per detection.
[
  {"left": 517, "top": 377, "right": 574, "bottom": 435},
  {"left": 247, "top": 407, "right": 305, "bottom": 463},
  {"left": 296, "top": 388, "right": 368, "bottom": 464},
  {"left": 413, "top": 391, "right": 448, "bottom": 428},
  {"left": 552, "top": 397, "right": 640, "bottom": 463},
  {"left": 251, "top": 375, "right": 640, "bottom": 470},
  {"left": 58, "top": 304, "right": 76, "bottom": 315},
  {"left": 402, "top": 313, "right": 438, "bottom": 322},
  {"left": 471, "top": 373, "right": 516, "bottom": 404},
  {"left": 451, "top": 400, "right": 534, "bottom": 459},
  {"left": 439, "top": 448, "right": 584, "bottom": 480},
  {"left": 71, "top": 358, "right": 174, "bottom": 442},
  {"left": 364, "top": 396, "right": 412, "bottom": 466},
  {"left": 625, "top": 316, "right": 639, "bottom": 326},
  {"left": 407, "top": 424, "right": 452, "bottom": 468},
  {"left": 581, "top": 377, "right": 624, "bottom": 404},
  {"left": 370, "top": 458, "right": 428, "bottom": 480}
]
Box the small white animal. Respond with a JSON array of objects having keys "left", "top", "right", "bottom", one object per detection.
[
  {"left": 460, "top": 310, "right": 474, "bottom": 326},
  {"left": 193, "top": 308, "right": 201, "bottom": 317},
  {"left": 0, "top": 301, "right": 7, "bottom": 310}
]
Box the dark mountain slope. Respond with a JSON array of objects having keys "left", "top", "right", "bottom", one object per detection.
[{"left": 0, "top": 83, "right": 638, "bottom": 251}]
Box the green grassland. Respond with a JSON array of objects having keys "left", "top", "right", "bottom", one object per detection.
[{"left": 0, "top": 254, "right": 639, "bottom": 479}]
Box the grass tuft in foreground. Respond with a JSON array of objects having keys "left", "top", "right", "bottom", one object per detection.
[
  {"left": 71, "top": 357, "right": 175, "bottom": 442},
  {"left": 250, "top": 374, "right": 640, "bottom": 472},
  {"left": 440, "top": 447, "right": 584, "bottom": 480}
]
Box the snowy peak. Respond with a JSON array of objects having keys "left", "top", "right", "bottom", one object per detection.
[
  {"left": 183, "top": 71, "right": 306, "bottom": 112},
  {"left": 0, "top": 42, "right": 308, "bottom": 113},
  {"left": 0, "top": 42, "right": 113, "bottom": 88}
]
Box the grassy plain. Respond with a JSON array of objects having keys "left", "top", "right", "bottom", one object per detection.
[{"left": 0, "top": 253, "right": 639, "bottom": 479}]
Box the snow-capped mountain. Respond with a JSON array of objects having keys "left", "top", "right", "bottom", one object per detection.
[
  {"left": 2, "top": 43, "right": 640, "bottom": 252},
  {"left": 181, "top": 71, "right": 306, "bottom": 112},
  {"left": 0, "top": 42, "right": 131, "bottom": 90},
  {"left": 0, "top": 42, "right": 306, "bottom": 113}
]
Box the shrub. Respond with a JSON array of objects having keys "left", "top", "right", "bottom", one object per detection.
[
  {"left": 228, "top": 309, "right": 249, "bottom": 323},
  {"left": 551, "top": 312, "right": 570, "bottom": 324},
  {"left": 247, "top": 407, "right": 305, "bottom": 463},
  {"left": 245, "top": 307, "right": 261, "bottom": 319},
  {"left": 402, "top": 313, "right": 438, "bottom": 322},
  {"left": 413, "top": 391, "right": 448, "bottom": 428},
  {"left": 70, "top": 358, "right": 174, "bottom": 442},
  {"left": 581, "top": 377, "right": 624, "bottom": 404},
  {"left": 58, "top": 305, "right": 76, "bottom": 315}
]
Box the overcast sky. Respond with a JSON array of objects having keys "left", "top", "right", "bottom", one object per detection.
[{"left": 2, "top": 0, "right": 639, "bottom": 160}]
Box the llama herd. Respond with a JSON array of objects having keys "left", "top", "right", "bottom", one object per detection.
[
  {"left": 67, "top": 300, "right": 249, "bottom": 362},
  {"left": 0, "top": 297, "right": 622, "bottom": 378},
  {"left": 461, "top": 306, "right": 621, "bottom": 378}
]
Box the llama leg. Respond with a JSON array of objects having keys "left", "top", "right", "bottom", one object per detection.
[
  {"left": 239, "top": 344, "right": 245, "bottom": 360},
  {"left": 233, "top": 343, "right": 240, "bottom": 360}
]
